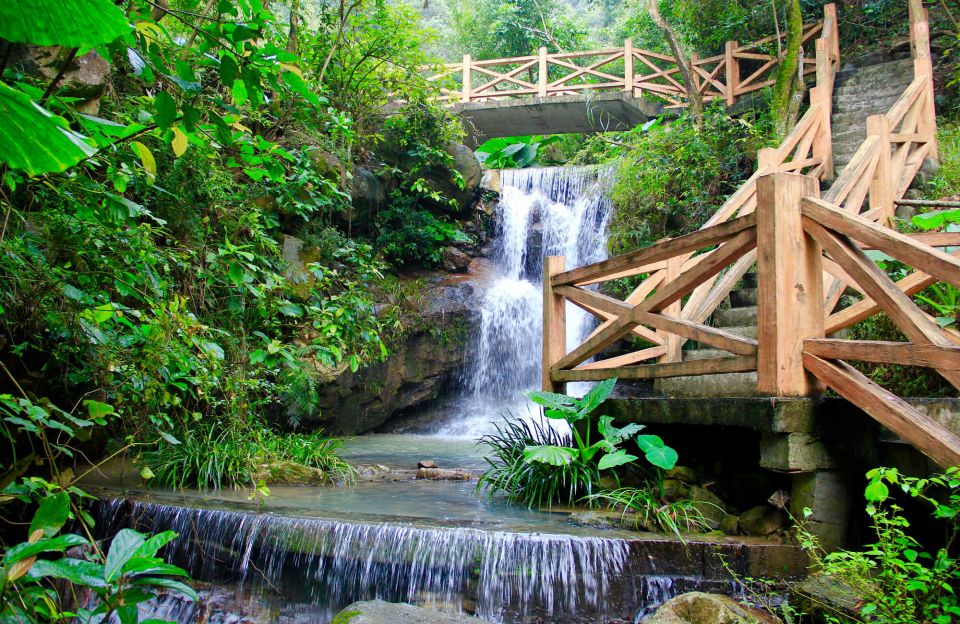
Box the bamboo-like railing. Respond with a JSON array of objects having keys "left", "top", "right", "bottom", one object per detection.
[
  {"left": 429, "top": 17, "right": 825, "bottom": 107},
  {"left": 541, "top": 2, "right": 959, "bottom": 466}
]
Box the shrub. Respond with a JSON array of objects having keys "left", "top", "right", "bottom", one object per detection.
[
  {"left": 608, "top": 104, "right": 772, "bottom": 254},
  {"left": 375, "top": 193, "right": 470, "bottom": 267},
  {"left": 584, "top": 487, "right": 712, "bottom": 539}
]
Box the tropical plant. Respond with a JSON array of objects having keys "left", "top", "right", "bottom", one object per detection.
[
  {"left": 477, "top": 416, "right": 599, "bottom": 508},
  {"left": 525, "top": 378, "right": 678, "bottom": 472}
]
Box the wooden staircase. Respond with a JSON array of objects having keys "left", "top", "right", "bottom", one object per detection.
[{"left": 541, "top": 1, "right": 960, "bottom": 468}]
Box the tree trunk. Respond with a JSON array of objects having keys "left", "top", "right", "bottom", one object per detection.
[
  {"left": 287, "top": 0, "right": 301, "bottom": 54},
  {"left": 772, "top": 0, "right": 804, "bottom": 138},
  {"left": 646, "top": 0, "right": 703, "bottom": 124}
]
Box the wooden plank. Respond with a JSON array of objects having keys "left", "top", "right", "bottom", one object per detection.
[
  {"left": 804, "top": 339, "right": 960, "bottom": 370},
  {"left": 802, "top": 196, "right": 960, "bottom": 288},
  {"left": 636, "top": 312, "right": 758, "bottom": 356},
  {"left": 462, "top": 54, "right": 472, "bottom": 102},
  {"left": 623, "top": 39, "right": 634, "bottom": 92},
  {"left": 552, "top": 212, "right": 757, "bottom": 287},
  {"left": 553, "top": 356, "right": 758, "bottom": 382},
  {"left": 564, "top": 295, "right": 664, "bottom": 346},
  {"left": 803, "top": 218, "right": 960, "bottom": 390},
  {"left": 660, "top": 255, "right": 683, "bottom": 363},
  {"left": 575, "top": 346, "right": 666, "bottom": 371},
  {"left": 756, "top": 173, "right": 824, "bottom": 395},
  {"left": 683, "top": 249, "right": 757, "bottom": 324},
  {"left": 803, "top": 354, "right": 960, "bottom": 467},
  {"left": 538, "top": 48, "right": 548, "bottom": 97},
  {"left": 825, "top": 248, "right": 960, "bottom": 334},
  {"left": 859, "top": 232, "right": 960, "bottom": 249},
  {"left": 725, "top": 40, "right": 738, "bottom": 106},
  {"left": 823, "top": 137, "right": 880, "bottom": 206},
  {"left": 542, "top": 256, "right": 566, "bottom": 392},
  {"left": 885, "top": 76, "right": 924, "bottom": 130}
]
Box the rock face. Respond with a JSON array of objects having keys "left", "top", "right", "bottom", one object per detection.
[
  {"left": 334, "top": 600, "right": 490, "bottom": 623},
  {"left": 309, "top": 278, "right": 479, "bottom": 434},
  {"left": 641, "top": 592, "right": 781, "bottom": 624},
  {"left": 378, "top": 142, "right": 482, "bottom": 216},
  {"left": 348, "top": 166, "right": 387, "bottom": 235}
]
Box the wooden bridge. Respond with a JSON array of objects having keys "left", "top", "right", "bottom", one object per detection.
[
  {"left": 431, "top": 12, "right": 827, "bottom": 142},
  {"left": 541, "top": 2, "right": 960, "bottom": 467}
]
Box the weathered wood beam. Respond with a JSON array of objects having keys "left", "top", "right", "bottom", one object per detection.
[
  {"left": 553, "top": 356, "right": 757, "bottom": 382},
  {"left": 804, "top": 339, "right": 960, "bottom": 370}
]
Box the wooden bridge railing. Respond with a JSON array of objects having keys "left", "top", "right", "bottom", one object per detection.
[
  {"left": 430, "top": 7, "right": 833, "bottom": 107},
  {"left": 542, "top": 1, "right": 960, "bottom": 466}
]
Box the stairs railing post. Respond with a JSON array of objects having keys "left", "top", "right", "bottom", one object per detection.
[
  {"left": 542, "top": 256, "right": 566, "bottom": 393},
  {"left": 756, "top": 173, "right": 824, "bottom": 396},
  {"left": 909, "top": 0, "right": 938, "bottom": 160},
  {"left": 538, "top": 47, "right": 548, "bottom": 97},
  {"left": 624, "top": 39, "right": 634, "bottom": 94},
  {"left": 724, "top": 40, "right": 738, "bottom": 107},
  {"left": 461, "top": 54, "right": 472, "bottom": 103},
  {"left": 658, "top": 255, "right": 683, "bottom": 363},
  {"left": 867, "top": 114, "right": 895, "bottom": 226}
]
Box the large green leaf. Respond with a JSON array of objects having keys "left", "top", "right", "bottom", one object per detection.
[
  {"left": 523, "top": 445, "right": 576, "bottom": 466},
  {"left": 0, "top": 0, "right": 131, "bottom": 47},
  {"left": 105, "top": 529, "right": 146, "bottom": 582},
  {"left": 29, "top": 492, "right": 70, "bottom": 538},
  {"left": 0, "top": 82, "right": 96, "bottom": 175},
  {"left": 27, "top": 558, "right": 106, "bottom": 587},
  {"left": 3, "top": 534, "right": 88, "bottom": 565},
  {"left": 597, "top": 449, "right": 638, "bottom": 471},
  {"left": 574, "top": 378, "right": 617, "bottom": 420}
]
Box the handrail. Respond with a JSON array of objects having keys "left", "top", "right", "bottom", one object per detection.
[{"left": 431, "top": 18, "right": 825, "bottom": 107}]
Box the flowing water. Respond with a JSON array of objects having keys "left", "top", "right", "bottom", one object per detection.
[{"left": 440, "top": 167, "right": 613, "bottom": 436}]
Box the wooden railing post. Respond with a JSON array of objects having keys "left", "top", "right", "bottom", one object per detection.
[
  {"left": 867, "top": 114, "right": 895, "bottom": 226},
  {"left": 659, "top": 255, "right": 683, "bottom": 363},
  {"left": 461, "top": 54, "right": 472, "bottom": 103},
  {"left": 543, "top": 256, "right": 566, "bottom": 393},
  {"left": 909, "top": 0, "right": 938, "bottom": 160},
  {"left": 538, "top": 47, "right": 549, "bottom": 97},
  {"left": 624, "top": 39, "right": 634, "bottom": 94},
  {"left": 812, "top": 47, "right": 834, "bottom": 177},
  {"left": 756, "top": 173, "right": 824, "bottom": 396},
  {"left": 724, "top": 40, "right": 738, "bottom": 106},
  {"left": 758, "top": 147, "right": 779, "bottom": 172}
]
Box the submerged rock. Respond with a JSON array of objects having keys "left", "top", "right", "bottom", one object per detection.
[
  {"left": 641, "top": 592, "right": 781, "bottom": 624},
  {"left": 334, "top": 600, "right": 491, "bottom": 623},
  {"left": 416, "top": 467, "right": 473, "bottom": 481}
]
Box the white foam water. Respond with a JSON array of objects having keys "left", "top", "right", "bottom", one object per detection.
[{"left": 439, "top": 167, "right": 612, "bottom": 437}]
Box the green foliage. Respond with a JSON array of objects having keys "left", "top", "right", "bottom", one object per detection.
[
  {"left": 797, "top": 467, "right": 960, "bottom": 624},
  {"left": 476, "top": 136, "right": 560, "bottom": 169},
  {"left": 478, "top": 380, "right": 678, "bottom": 508},
  {"left": 608, "top": 105, "right": 773, "bottom": 254},
  {"left": 0, "top": 394, "right": 194, "bottom": 624},
  {"left": 376, "top": 193, "right": 470, "bottom": 267}
]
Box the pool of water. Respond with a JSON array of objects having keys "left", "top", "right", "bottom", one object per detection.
[{"left": 338, "top": 433, "right": 488, "bottom": 470}]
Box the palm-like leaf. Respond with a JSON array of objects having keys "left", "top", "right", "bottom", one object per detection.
[{"left": 0, "top": 0, "right": 130, "bottom": 47}]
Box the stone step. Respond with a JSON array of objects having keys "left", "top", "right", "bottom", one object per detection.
[
  {"left": 683, "top": 348, "right": 734, "bottom": 361},
  {"left": 834, "top": 59, "right": 914, "bottom": 86},
  {"left": 713, "top": 305, "right": 758, "bottom": 327},
  {"left": 834, "top": 72, "right": 914, "bottom": 92},
  {"left": 717, "top": 325, "right": 758, "bottom": 339},
  {"left": 730, "top": 287, "right": 757, "bottom": 307},
  {"left": 832, "top": 96, "right": 905, "bottom": 115},
  {"left": 833, "top": 84, "right": 911, "bottom": 102},
  {"left": 654, "top": 372, "right": 760, "bottom": 398}
]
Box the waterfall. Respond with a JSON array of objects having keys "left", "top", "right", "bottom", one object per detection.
[
  {"left": 95, "top": 498, "right": 637, "bottom": 624},
  {"left": 440, "top": 167, "right": 612, "bottom": 435}
]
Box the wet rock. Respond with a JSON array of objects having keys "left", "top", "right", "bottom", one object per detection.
[
  {"left": 347, "top": 166, "right": 387, "bottom": 234},
  {"left": 739, "top": 506, "right": 786, "bottom": 537},
  {"left": 661, "top": 479, "right": 683, "bottom": 500},
  {"left": 335, "top": 600, "right": 491, "bottom": 623},
  {"left": 280, "top": 234, "right": 321, "bottom": 301},
  {"left": 417, "top": 460, "right": 438, "bottom": 469},
  {"left": 308, "top": 149, "right": 343, "bottom": 181},
  {"left": 665, "top": 466, "right": 698, "bottom": 484},
  {"left": 641, "top": 592, "right": 781, "bottom": 624},
  {"left": 480, "top": 170, "right": 501, "bottom": 194},
  {"left": 441, "top": 246, "right": 471, "bottom": 273},
  {"left": 567, "top": 510, "right": 631, "bottom": 530},
  {"left": 686, "top": 486, "right": 727, "bottom": 529},
  {"left": 719, "top": 514, "right": 740, "bottom": 536},
  {"left": 416, "top": 468, "right": 473, "bottom": 481},
  {"left": 791, "top": 575, "right": 862, "bottom": 621},
  {"left": 309, "top": 278, "right": 479, "bottom": 434},
  {"left": 378, "top": 142, "right": 481, "bottom": 216}
]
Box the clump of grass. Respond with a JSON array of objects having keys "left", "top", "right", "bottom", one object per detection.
[
  {"left": 140, "top": 425, "right": 354, "bottom": 489},
  {"left": 476, "top": 416, "right": 600, "bottom": 508},
  {"left": 584, "top": 487, "right": 713, "bottom": 540}
]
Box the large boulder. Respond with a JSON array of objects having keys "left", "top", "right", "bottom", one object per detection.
[
  {"left": 347, "top": 166, "right": 388, "bottom": 235},
  {"left": 379, "top": 142, "right": 481, "bottom": 216},
  {"left": 334, "top": 600, "right": 490, "bottom": 623},
  {"left": 641, "top": 592, "right": 781, "bottom": 624},
  {"left": 307, "top": 278, "right": 480, "bottom": 434},
  {"left": 12, "top": 46, "right": 110, "bottom": 113}
]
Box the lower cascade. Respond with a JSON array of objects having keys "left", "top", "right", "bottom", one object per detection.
[{"left": 95, "top": 499, "right": 638, "bottom": 623}]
